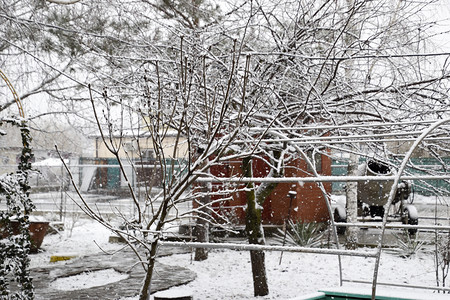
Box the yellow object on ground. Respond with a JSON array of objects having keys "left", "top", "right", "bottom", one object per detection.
[{"left": 50, "top": 254, "right": 77, "bottom": 263}]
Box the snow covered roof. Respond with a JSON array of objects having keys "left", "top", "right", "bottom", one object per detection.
[{"left": 32, "top": 158, "right": 66, "bottom": 167}]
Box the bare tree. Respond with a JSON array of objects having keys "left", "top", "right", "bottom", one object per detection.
[{"left": 59, "top": 34, "right": 267, "bottom": 298}]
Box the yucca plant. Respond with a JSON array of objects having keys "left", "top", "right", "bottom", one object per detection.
[
  {"left": 276, "top": 219, "right": 326, "bottom": 248},
  {"left": 392, "top": 230, "right": 425, "bottom": 258}
]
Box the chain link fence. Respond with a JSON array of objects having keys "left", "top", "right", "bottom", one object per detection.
[{"left": 0, "top": 158, "right": 189, "bottom": 222}]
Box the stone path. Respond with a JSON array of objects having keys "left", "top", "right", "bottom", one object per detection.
[{"left": 31, "top": 247, "right": 195, "bottom": 299}]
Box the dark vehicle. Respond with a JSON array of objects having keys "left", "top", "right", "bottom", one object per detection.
[{"left": 334, "top": 160, "right": 418, "bottom": 234}]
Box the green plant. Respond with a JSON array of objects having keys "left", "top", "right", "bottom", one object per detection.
[
  {"left": 277, "top": 219, "right": 326, "bottom": 248},
  {"left": 392, "top": 230, "right": 425, "bottom": 258}
]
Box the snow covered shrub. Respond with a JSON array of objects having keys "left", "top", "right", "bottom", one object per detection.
[
  {"left": 435, "top": 231, "right": 450, "bottom": 290},
  {"left": 0, "top": 120, "right": 35, "bottom": 299}
]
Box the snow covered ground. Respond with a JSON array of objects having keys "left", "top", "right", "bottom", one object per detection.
[
  {"left": 29, "top": 194, "right": 450, "bottom": 299},
  {"left": 29, "top": 217, "right": 123, "bottom": 269},
  {"left": 153, "top": 248, "right": 440, "bottom": 300}
]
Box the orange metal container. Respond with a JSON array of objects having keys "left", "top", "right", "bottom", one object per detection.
[
  {"left": 1, "top": 220, "right": 49, "bottom": 253},
  {"left": 206, "top": 152, "right": 332, "bottom": 225}
]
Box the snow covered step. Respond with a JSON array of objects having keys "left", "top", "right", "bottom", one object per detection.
[
  {"left": 108, "top": 234, "right": 126, "bottom": 243},
  {"left": 153, "top": 290, "right": 193, "bottom": 300}
]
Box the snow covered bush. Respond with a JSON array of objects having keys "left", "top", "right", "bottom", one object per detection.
[{"left": 436, "top": 231, "right": 450, "bottom": 291}]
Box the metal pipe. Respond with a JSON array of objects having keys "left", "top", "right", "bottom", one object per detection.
[
  {"left": 343, "top": 279, "right": 450, "bottom": 293},
  {"left": 248, "top": 120, "right": 437, "bottom": 131},
  {"left": 195, "top": 174, "right": 450, "bottom": 183},
  {"left": 235, "top": 136, "right": 450, "bottom": 145},
  {"left": 371, "top": 117, "right": 450, "bottom": 299},
  {"left": 159, "top": 241, "right": 377, "bottom": 257},
  {"left": 334, "top": 223, "right": 450, "bottom": 230}
]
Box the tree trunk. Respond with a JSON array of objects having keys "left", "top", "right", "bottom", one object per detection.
[
  {"left": 194, "top": 157, "right": 211, "bottom": 261},
  {"left": 243, "top": 157, "right": 269, "bottom": 297},
  {"left": 139, "top": 240, "right": 159, "bottom": 300},
  {"left": 249, "top": 248, "right": 268, "bottom": 296},
  {"left": 345, "top": 152, "right": 359, "bottom": 250},
  {"left": 194, "top": 192, "right": 210, "bottom": 261}
]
